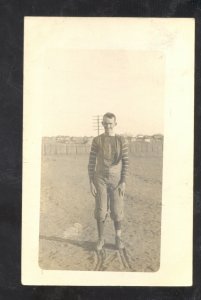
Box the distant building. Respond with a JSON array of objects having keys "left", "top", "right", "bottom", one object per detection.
[
  {"left": 64, "top": 136, "right": 71, "bottom": 143},
  {"left": 70, "top": 137, "right": 84, "bottom": 144},
  {"left": 136, "top": 134, "right": 144, "bottom": 141},
  {"left": 152, "top": 134, "right": 163, "bottom": 140},
  {"left": 56, "top": 136, "right": 66, "bottom": 143},
  {"left": 130, "top": 136, "right": 136, "bottom": 142},
  {"left": 144, "top": 135, "right": 152, "bottom": 143}
]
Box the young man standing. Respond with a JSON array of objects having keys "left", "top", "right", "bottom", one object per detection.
[{"left": 88, "top": 113, "right": 129, "bottom": 251}]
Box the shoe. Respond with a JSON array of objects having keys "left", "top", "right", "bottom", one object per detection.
[
  {"left": 96, "top": 238, "right": 105, "bottom": 251},
  {"left": 115, "top": 236, "right": 125, "bottom": 250}
]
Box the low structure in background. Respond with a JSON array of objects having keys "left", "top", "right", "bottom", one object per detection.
[{"left": 42, "top": 134, "right": 164, "bottom": 157}]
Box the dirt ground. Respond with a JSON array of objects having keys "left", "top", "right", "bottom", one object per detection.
[{"left": 39, "top": 153, "right": 162, "bottom": 272}]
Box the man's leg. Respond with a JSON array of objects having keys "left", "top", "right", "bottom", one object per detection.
[
  {"left": 96, "top": 220, "right": 105, "bottom": 251},
  {"left": 114, "top": 220, "right": 122, "bottom": 237},
  {"left": 93, "top": 177, "right": 108, "bottom": 250},
  {"left": 110, "top": 181, "right": 125, "bottom": 249},
  {"left": 114, "top": 220, "right": 124, "bottom": 249},
  {"left": 97, "top": 219, "right": 105, "bottom": 241}
]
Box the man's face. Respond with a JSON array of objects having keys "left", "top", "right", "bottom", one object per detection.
[{"left": 102, "top": 117, "right": 117, "bottom": 135}]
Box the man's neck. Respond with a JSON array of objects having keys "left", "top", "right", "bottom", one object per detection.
[{"left": 104, "top": 132, "right": 115, "bottom": 137}]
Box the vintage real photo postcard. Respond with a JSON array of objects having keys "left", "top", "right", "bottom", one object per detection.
[{"left": 22, "top": 17, "right": 194, "bottom": 286}]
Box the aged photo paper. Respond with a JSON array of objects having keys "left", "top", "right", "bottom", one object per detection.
[{"left": 22, "top": 17, "right": 194, "bottom": 286}]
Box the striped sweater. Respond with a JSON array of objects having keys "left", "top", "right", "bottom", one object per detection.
[{"left": 88, "top": 134, "right": 129, "bottom": 183}]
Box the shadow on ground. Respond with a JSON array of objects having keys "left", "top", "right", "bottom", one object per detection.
[{"left": 39, "top": 235, "right": 116, "bottom": 251}]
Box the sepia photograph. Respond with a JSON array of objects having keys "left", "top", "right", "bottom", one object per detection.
[
  {"left": 39, "top": 49, "right": 164, "bottom": 272},
  {"left": 22, "top": 17, "right": 194, "bottom": 286}
]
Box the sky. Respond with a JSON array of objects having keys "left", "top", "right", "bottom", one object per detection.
[{"left": 42, "top": 49, "right": 165, "bottom": 137}]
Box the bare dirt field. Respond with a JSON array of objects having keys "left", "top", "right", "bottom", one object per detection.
[{"left": 39, "top": 153, "right": 163, "bottom": 272}]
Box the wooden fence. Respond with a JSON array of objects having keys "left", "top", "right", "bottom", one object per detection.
[
  {"left": 129, "top": 141, "right": 163, "bottom": 156},
  {"left": 42, "top": 140, "right": 163, "bottom": 157}
]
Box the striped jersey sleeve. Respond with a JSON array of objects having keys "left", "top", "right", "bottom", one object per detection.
[
  {"left": 121, "top": 137, "right": 129, "bottom": 183},
  {"left": 88, "top": 138, "right": 98, "bottom": 181}
]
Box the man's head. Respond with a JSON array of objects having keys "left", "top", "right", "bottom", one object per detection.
[{"left": 102, "top": 112, "right": 117, "bottom": 136}]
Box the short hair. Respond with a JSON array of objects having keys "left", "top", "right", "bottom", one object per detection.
[{"left": 103, "top": 112, "right": 116, "bottom": 122}]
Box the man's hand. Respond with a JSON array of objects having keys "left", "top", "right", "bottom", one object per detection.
[
  {"left": 116, "top": 182, "right": 126, "bottom": 197},
  {"left": 90, "top": 181, "right": 97, "bottom": 197}
]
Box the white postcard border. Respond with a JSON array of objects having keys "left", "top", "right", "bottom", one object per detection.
[{"left": 22, "top": 17, "right": 194, "bottom": 286}]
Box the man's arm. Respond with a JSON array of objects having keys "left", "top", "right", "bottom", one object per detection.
[
  {"left": 88, "top": 138, "right": 98, "bottom": 182},
  {"left": 115, "top": 136, "right": 129, "bottom": 197},
  {"left": 121, "top": 136, "right": 129, "bottom": 184},
  {"left": 88, "top": 138, "right": 98, "bottom": 197}
]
